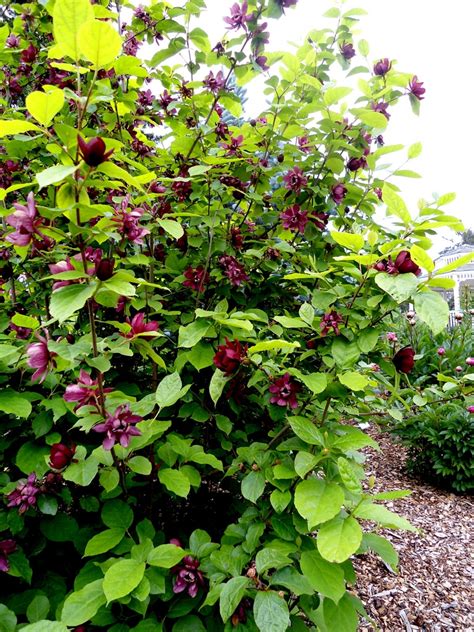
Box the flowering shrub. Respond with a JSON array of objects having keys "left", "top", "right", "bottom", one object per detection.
[{"left": 0, "top": 1, "right": 472, "bottom": 630}]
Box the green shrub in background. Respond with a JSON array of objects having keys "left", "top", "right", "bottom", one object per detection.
[
  {"left": 0, "top": 0, "right": 472, "bottom": 630},
  {"left": 392, "top": 403, "right": 474, "bottom": 493}
]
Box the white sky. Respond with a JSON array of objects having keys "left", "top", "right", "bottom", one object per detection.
[{"left": 200, "top": 0, "right": 474, "bottom": 253}]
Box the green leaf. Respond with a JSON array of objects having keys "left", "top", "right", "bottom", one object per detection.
[
  {"left": 255, "top": 548, "right": 291, "bottom": 574},
  {"left": 354, "top": 109, "right": 388, "bottom": 130},
  {"left": 26, "top": 89, "right": 64, "bottom": 127},
  {"left": 11, "top": 313, "right": 39, "bottom": 330},
  {"left": 61, "top": 579, "right": 106, "bottom": 626},
  {"left": 101, "top": 500, "right": 134, "bottom": 529},
  {"left": 172, "top": 616, "right": 205, "bottom": 632},
  {"left": 331, "top": 339, "right": 360, "bottom": 368},
  {"left": 338, "top": 372, "right": 369, "bottom": 391},
  {"left": 298, "top": 302, "right": 314, "bottom": 326},
  {"left": 157, "top": 218, "right": 184, "bottom": 240},
  {"left": 294, "top": 451, "right": 319, "bottom": 478},
  {"left": 362, "top": 533, "right": 398, "bottom": 571},
  {"left": 63, "top": 456, "right": 98, "bottom": 486},
  {"left": 103, "top": 559, "right": 145, "bottom": 602},
  {"left": 374, "top": 272, "right": 418, "bottom": 303},
  {"left": 36, "top": 164, "right": 79, "bottom": 189},
  {"left": 317, "top": 516, "right": 363, "bottom": 563},
  {"left": 290, "top": 371, "right": 327, "bottom": 395},
  {"left": 289, "top": 416, "right": 325, "bottom": 446},
  {"left": 413, "top": 291, "right": 449, "bottom": 335},
  {"left": 16, "top": 442, "right": 49, "bottom": 475},
  {"left": 253, "top": 591, "right": 290, "bottom": 632},
  {"left": 435, "top": 252, "right": 474, "bottom": 274},
  {"left": 209, "top": 369, "right": 230, "bottom": 406},
  {"left": 96, "top": 162, "right": 143, "bottom": 189},
  {"left": 219, "top": 577, "right": 250, "bottom": 623},
  {"left": 78, "top": 19, "right": 122, "bottom": 69},
  {"left": 0, "top": 389, "right": 32, "bottom": 418},
  {"left": 410, "top": 244, "right": 434, "bottom": 273},
  {"left": 354, "top": 502, "right": 416, "bottom": 531},
  {"left": 270, "top": 567, "right": 314, "bottom": 596},
  {"left": 26, "top": 595, "right": 50, "bottom": 623},
  {"left": 128, "top": 455, "right": 152, "bottom": 475},
  {"left": 331, "top": 231, "right": 364, "bottom": 252},
  {"left": 270, "top": 489, "right": 292, "bottom": 513},
  {"left": 337, "top": 457, "right": 362, "bottom": 493},
  {"left": 322, "top": 593, "right": 358, "bottom": 632},
  {"left": 407, "top": 141, "right": 422, "bottom": 159},
  {"left": 84, "top": 528, "right": 125, "bottom": 556},
  {"left": 333, "top": 427, "right": 378, "bottom": 451},
  {"left": 158, "top": 468, "right": 191, "bottom": 497},
  {"left": 294, "top": 480, "right": 344, "bottom": 527},
  {"left": 99, "top": 468, "right": 120, "bottom": 492},
  {"left": 156, "top": 372, "right": 190, "bottom": 409},
  {"left": 357, "top": 329, "right": 378, "bottom": 353},
  {"left": 248, "top": 340, "right": 300, "bottom": 355},
  {"left": 49, "top": 283, "right": 96, "bottom": 322},
  {"left": 382, "top": 185, "right": 411, "bottom": 224},
  {"left": 53, "top": 0, "right": 94, "bottom": 60},
  {"left": 178, "top": 320, "right": 210, "bottom": 348},
  {"left": 300, "top": 550, "right": 345, "bottom": 603},
  {"left": 324, "top": 87, "right": 352, "bottom": 106},
  {"left": 147, "top": 544, "right": 186, "bottom": 568},
  {"left": 241, "top": 471, "right": 266, "bottom": 504},
  {"left": 0, "top": 604, "right": 16, "bottom": 632},
  {"left": 21, "top": 623, "right": 69, "bottom": 632},
  {"left": 0, "top": 120, "right": 41, "bottom": 137}
]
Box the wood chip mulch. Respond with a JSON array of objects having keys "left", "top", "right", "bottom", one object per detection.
[{"left": 353, "top": 426, "right": 474, "bottom": 632}]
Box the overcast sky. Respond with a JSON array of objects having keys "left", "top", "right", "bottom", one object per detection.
[{"left": 199, "top": 0, "right": 473, "bottom": 253}]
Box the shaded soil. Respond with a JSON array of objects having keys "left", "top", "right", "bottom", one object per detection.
[{"left": 354, "top": 427, "right": 473, "bottom": 631}]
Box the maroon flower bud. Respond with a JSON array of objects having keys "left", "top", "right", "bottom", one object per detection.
[
  {"left": 77, "top": 136, "right": 114, "bottom": 167},
  {"left": 373, "top": 58, "right": 392, "bottom": 76},
  {"left": 392, "top": 346, "right": 415, "bottom": 373},
  {"left": 95, "top": 258, "right": 115, "bottom": 281},
  {"left": 393, "top": 251, "right": 422, "bottom": 276},
  {"left": 320, "top": 311, "right": 344, "bottom": 336},
  {"left": 213, "top": 338, "right": 248, "bottom": 375},
  {"left": 331, "top": 183, "right": 347, "bottom": 205},
  {"left": 6, "top": 34, "right": 20, "bottom": 48},
  {"left": 0, "top": 539, "right": 17, "bottom": 572},
  {"left": 437, "top": 347, "right": 446, "bottom": 356},
  {"left": 346, "top": 156, "right": 367, "bottom": 172},
  {"left": 466, "top": 357, "right": 474, "bottom": 366},
  {"left": 467, "top": 406, "right": 474, "bottom": 414},
  {"left": 20, "top": 43, "right": 38, "bottom": 64},
  {"left": 49, "top": 443, "right": 76, "bottom": 470}
]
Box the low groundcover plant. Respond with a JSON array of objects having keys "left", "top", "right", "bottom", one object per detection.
[{"left": 0, "top": 0, "right": 472, "bottom": 630}]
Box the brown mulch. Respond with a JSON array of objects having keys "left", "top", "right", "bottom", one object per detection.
[{"left": 353, "top": 426, "right": 474, "bottom": 632}]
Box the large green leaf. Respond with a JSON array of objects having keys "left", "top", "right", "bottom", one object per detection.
[
  {"left": 53, "top": 0, "right": 94, "bottom": 60},
  {"left": 219, "top": 577, "right": 250, "bottom": 623},
  {"left": 338, "top": 372, "right": 369, "bottom": 391},
  {"left": 317, "top": 516, "right": 363, "bottom": 563},
  {"left": 158, "top": 468, "right": 191, "bottom": 498},
  {"left": 61, "top": 579, "right": 106, "bottom": 626},
  {"left": 382, "top": 185, "right": 411, "bottom": 224},
  {"left": 294, "top": 480, "right": 344, "bottom": 527},
  {"left": 0, "top": 389, "right": 32, "bottom": 419},
  {"left": 147, "top": 544, "right": 186, "bottom": 568},
  {"left": 49, "top": 283, "right": 96, "bottom": 322},
  {"left": 155, "top": 372, "right": 190, "bottom": 409},
  {"left": 322, "top": 593, "right": 358, "bottom": 632},
  {"left": 21, "top": 623, "right": 68, "bottom": 632},
  {"left": 289, "top": 416, "right": 325, "bottom": 446},
  {"left": 103, "top": 559, "right": 145, "bottom": 602},
  {"left": 253, "top": 591, "right": 290, "bottom": 632},
  {"left": 84, "top": 528, "right": 125, "bottom": 556},
  {"left": 413, "top": 291, "right": 449, "bottom": 335},
  {"left": 241, "top": 471, "right": 266, "bottom": 504},
  {"left": 37, "top": 164, "right": 79, "bottom": 189},
  {"left": 101, "top": 500, "right": 134, "bottom": 529},
  {"left": 374, "top": 272, "right": 419, "bottom": 303},
  {"left": 78, "top": 19, "right": 122, "bottom": 69},
  {"left": 178, "top": 320, "right": 210, "bottom": 348},
  {"left": 62, "top": 456, "right": 98, "bottom": 486},
  {"left": 0, "top": 120, "right": 41, "bottom": 137},
  {"left": 300, "top": 550, "right": 346, "bottom": 603},
  {"left": 26, "top": 89, "right": 64, "bottom": 127},
  {"left": 354, "top": 502, "right": 416, "bottom": 531},
  {"left": 209, "top": 369, "right": 230, "bottom": 406},
  {"left": 361, "top": 533, "right": 398, "bottom": 572}
]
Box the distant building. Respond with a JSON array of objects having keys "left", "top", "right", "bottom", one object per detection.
[{"left": 433, "top": 244, "right": 474, "bottom": 312}]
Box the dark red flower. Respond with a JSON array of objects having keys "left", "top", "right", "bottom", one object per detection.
[
  {"left": 6, "top": 474, "right": 39, "bottom": 514},
  {"left": 331, "top": 183, "right": 347, "bottom": 205},
  {"left": 346, "top": 156, "right": 367, "bottom": 171},
  {"left": 408, "top": 76, "right": 425, "bottom": 100},
  {"left": 224, "top": 1, "right": 252, "bottom": 30},
  {"left": 373, "top": 58, "right": 392, "bottom": 76},
  {"left": 392, "top": 346, "right": 415, "bottom": 373},
  {"left": 269, "top": 373, "right": 300, "bottom": 409},
  {"left": 26, "top": 332, "right": 57, "bottom": 383},
  {"left": 64, "top": 370, "right": 111, "bottom": 410},
  {"left": 340, "top": 42, "right": 355, "bottom": 60},
  {"left": 218, "top": 255, "right": 248, "bottom": 286},
  {"left": 280, "top": 204, "right": 308, "bottom": 233},
  {"left": 124, "top": 313, "right": 160, "bottom": 340},
  {"left": 320, "top": 311, "right": 344, "bottom": 336},
  {"left": 371, "top": 101, "right": 390, "bottom": 120},
  {"left": 95, "top": 258, "right": 115, "bottom": 281},
  {"left": 230, "top": 226, "right": 244, "bottom": 249},
  {"left": 213, "top": 338, "right": 247, "bottom": 375},
  {"left": 183, "top": 265, "right": 210, "bottom": 292},
  {"left": 20, "top": 43, "right": 37, "bottom": 64},
  {"left": 386, "top": 251, "right": 421, "bottom": 276},
  {"left": 0, "top": 539, "right": 17, "bottom": 572},
  {"left": 77, "top": 136, "right": 114, "bottom": 167},
  {"left": 282, "top": 166, "right": 308, "bottom": 192},
  {"left": 6, "top": 34, "right": 20, "bottom": 48},
  {"left": 204, "top": 70, "right": 226, "bottom": 93},
  {"left": 49, "top": 443, "right": 76, "bottom": 470},
  {"left": 172, "top": 555, "right": 205, "bottom": 598},
  {"left": 93, "top": 404, "right": 142, "bottom": 450}
]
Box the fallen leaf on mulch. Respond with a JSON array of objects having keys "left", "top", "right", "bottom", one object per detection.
[{"left": 354, "top": 426, "right": 473, "bottom": 631}]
